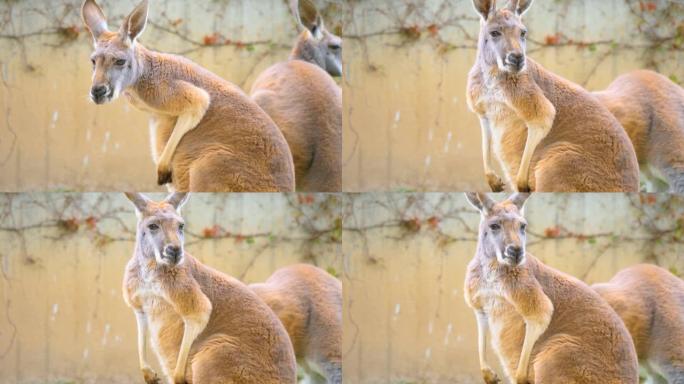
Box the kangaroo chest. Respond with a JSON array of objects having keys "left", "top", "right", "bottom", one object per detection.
[
  {"left": 468, "top": 271, "right": 527, "bottom": 373},
  {"left": 130, "top": 275, "right": 185, "bottom": 374},
  {"left": 476, "top": 82, "right": 529, "bottom": 177}
]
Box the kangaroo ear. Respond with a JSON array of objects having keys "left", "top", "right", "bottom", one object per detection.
[
  {"left": 81, "top": 0, "right": 109, "bottom": 41},
  {"left": 165, "top": 192, "right": 190, "bottom": 212},
  {"left": 291, "top": 0, "right": 324, "bottom": 38},
  {"left": 465, "top": 193, "right": 496, "bottom": 214},
  {"left": 508, "top": 0, "right": 533, "bottom": 16},
  {"left": 120, "top": 0, "right": 149, "bottom": 44},
  {"left": 508, "top": 193, "right": 530, "bottom": 211},
  {"left": 124, "top": 192, "right": 151, "bottom": 213},
  {"left": 472, "top": 0, "right": 497, "bottom": 20}
]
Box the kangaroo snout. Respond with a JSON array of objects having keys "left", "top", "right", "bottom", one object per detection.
[
  {"left": 504, "top": 244, "right": 524, "bottom": 264},
  {"left": 163, "top": 244, "right": 183, "bottom": 264},
  {"left": 90, "top": 85, "right": 111, "bottom": 104},
  {"left": 506, "top": 53, "right": 525, "bottom": 71}
]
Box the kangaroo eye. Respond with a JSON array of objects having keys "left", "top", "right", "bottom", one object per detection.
[
  {"left": 90, "top": 58, "right": 96, "bottom": 67},
  {"left": 520, "top": 223, "right": 527, "bottom": 231},
  {"left": 490, "top": 30, "right": 502, "bottom": 38},
  {"left": 329, "top": 44, "right": 341, "bottom": 51},
  {"left": 521, "top": 30, "right": 527, "bottom": 38},
  {"left": 115, "top": 59, "right": 127, "bottom": 66},
  {"left": 178, "top": 223, "right": 185, "bottom": 231},
  {"left": 148, "top": 223, "right": 159, "bottom": 231},
  {"left": 489, "top": 223, "right": 501, "bottom": 231}
]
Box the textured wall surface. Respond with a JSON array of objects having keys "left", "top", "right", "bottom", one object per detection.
[
  {"left": 342, "top": 0, "right": 684, "bottom": 191},
  {"left": 342, "top": 193, "right": 684, "bottom": 383},
  {"left": 0, "top": 193, "right": 342, "bottom": 383}
]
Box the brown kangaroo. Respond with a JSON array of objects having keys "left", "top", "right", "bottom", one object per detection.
[
  {"left": 464, "top": 192, "right": 638, "bottom": 384},
  {"left": 250, "top": 0, "right": 342, "bottom": 192},
  {"left": 466, "top": 0, "right": 639, "bottom": 192},
  {"left": 250, "top": 264, "right": 342, "bottom": 384},
  {"left": 123, "top": 193, "right": 297, "bottom": 384},
  {"left": 593, "top": 264, "right": 684, "bottom": 384},
  {"left": 593, "top": 70, "right": 684, "bottom": 193},
  {"left": 82, "top": 0, "right": 295, "bottom": 192}
]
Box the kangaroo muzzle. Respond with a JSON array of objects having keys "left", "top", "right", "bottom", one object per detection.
[
  {"left": 162, "top": 244, "right": 183, "bottom": 265},
  {"left": 504, "top": 244, "right": 524, "bottom": 265},
  {"left": 90, "top": 84, "right": 112, "bottom": 104},
  {"left": 505, "top": 52, "right": 525, "bottom": 72}
]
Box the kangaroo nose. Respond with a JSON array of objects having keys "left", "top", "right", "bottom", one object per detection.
[
  {"left": 507, "top": 53, "right": 525, "bottom": 67},
  {"left": 505, "top": 245, "right": 523, "bottom": 261},
  {"left": 164, "top": 245, "right": 182, "bottom": 262},
  {"left": 91, "top": 85, "right": 108, "bottom": 98}
]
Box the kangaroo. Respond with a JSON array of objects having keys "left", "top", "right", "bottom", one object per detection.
[
  {"left": 250, "top": 0, "right": 342, "bottom": 192},
  {"left": 250, "top": 264, "right": 342, "bottom": 384},
  {"left": 122, "top": 192, "right": 297, "bottom": 384},
  {"left": 466, "top": 0, "right": 639, "bottom": 192},
  {"left": 464, "top": 192, "right": 638, "bottom": 384},
  {"left": 82, "top": 0, "right": 295, "bottom": 192},
  {"left": 593, "top": 70, "right": 684, "bottom": 193},
  {"left": 593, "top": 264, "right": 684, "bottom": 384}
]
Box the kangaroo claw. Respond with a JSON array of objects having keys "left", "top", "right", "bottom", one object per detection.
[{"left": 157, "top": 168, "right": 173, "bottom": 186}]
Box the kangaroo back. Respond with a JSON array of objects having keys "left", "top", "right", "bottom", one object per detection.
[
  {"left": 250, "top": 264, "right": 342, "bottom": 383},
  {"left": 251, "top": 61, "right": 342, "bottom": 192},
  {"left": 593, "top": 264, "right": 684, "bottom": 383},
  {"left": 594, "top": 70, "right": 684, "bottom": 193}
]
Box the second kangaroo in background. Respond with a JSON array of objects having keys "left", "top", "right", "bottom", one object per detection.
[
  {"left": 466, "top": 0, "right": 639, "bottom": 192},
  {"left": 250, "top": 0, "right": 342, "bottom": 192},
  {"left": 594, "top": 70, "right": 684, "bottom": 193},
  {"left": 593, "top": 264, "right": 684, "bottom": 384},
  {"left": 82, "top": 0, "right": 294, "bottom": 192},
  {"left": 250, "top": 264, "right": 342, "bottom": 384},
  {"left": 464, "top": 193, "right": 638, "bottom": 384}
]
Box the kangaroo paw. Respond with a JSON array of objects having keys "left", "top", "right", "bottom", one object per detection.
[
  {"left": 486, "top": 173, "right": 506, "bottom": 193},
  {"left": 157, "top": 166, "right": 173, "bottom": 186},
  {"left": 516, "top": 183, "right": 531, "bottom": 193},
  {"left": 142, "top": 367, "right": 160, "bottom": 384},
  {"left": 482, "top": 367, "right": 501, "bottom": 384}
]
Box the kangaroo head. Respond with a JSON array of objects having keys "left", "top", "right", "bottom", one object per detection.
[
  {"left": 290, "top": 0, "right": 342, "bottom": 77},
  {"left": 466, "top": 193, "right": 530, "bottom": 267},
  {"left": 81, "top": 0, "right": 149, "bottom": 104},
  {"left": 472, "top": 0, "right": 533, "bottom": 74},
  {"left": 125, "top": 192, "right": 189, "bottom": 267}
]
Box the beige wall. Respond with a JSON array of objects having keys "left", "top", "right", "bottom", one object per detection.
[
  {"left": 342, "top": 0, "right": 684, "bottom": 191},
  {"left": 0, "top": 193, "right": 341, "bottom": 383},
  {"left": 342, "top": 193, "right": 684, "bottom": 383},
  {"left": 0, "top": 0, "right": 341, "bottom": 191}
]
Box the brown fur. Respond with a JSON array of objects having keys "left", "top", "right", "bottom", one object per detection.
[
  {"left": 466, "top": 3, "right": 639, "bottom": 192},
  {"left": 465, "top": 193, "right": 638, "bottom": 384},
  {"left": 123, "top": 194, "right": 297, "bottom": 384},
  {"left": 250, "top": 0, "right": 342, "bottom": 192},
  {"left": 593, "top": 70, "right": 684, "bottom": 193},
  {"left": 250, "top": 264, "right": 342, "bottom": 383},
  {"left": 82, "top": 0, "right": 295, "bottom": 192},
  {"left": 593, "top": 264, "right": 684, "bottom": 383}
]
